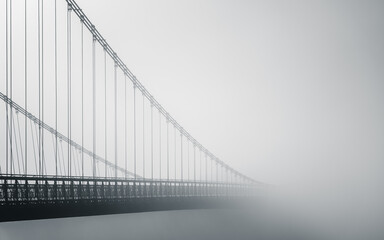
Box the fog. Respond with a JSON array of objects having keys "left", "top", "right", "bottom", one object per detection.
[
  {"left": 1, "top": 0, "right": 383, "bottom": 239},
  {"left": 75, "top": 1, "right": 384, "bottom": 237},
  {"left": 79, "top": 0, "right": 384, "bottom": 186}
]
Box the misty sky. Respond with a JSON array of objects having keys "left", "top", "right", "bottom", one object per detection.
[
  {"left": 71, "top": 0, "right": 384, "bottom": 187},
  {"left": 0, "top": 0, "right": 383, "bottom": 187}
]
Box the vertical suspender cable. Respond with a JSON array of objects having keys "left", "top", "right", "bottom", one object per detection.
[
  {"left": 222, "top": 166, "right": 225, "bottom": 192},
  {"left": 223, "top": 166, "right": 225, "bottom": 183},
  {"left": 5, "top": 0, "right": 9, "bottom": 175},
  {"left": 81, "top": 18, "right": 84, "bottom": 178},
  {"left": 211, "top": 157, "right": 213, "bottom": 182},
  {"left": 104, "top": 50, "right": 107, "bottom": 178},
  {"left": 205, "top": 154, "right": 207, "bottom": 191},
  {"left": 125, "top": 75, "right": 127, "bottom": 179},
  {"left": 59, "top": 139, "right": 64, "bottom": 174},
  {"left": 92, "top": 34, "right": 96, "bottom": 178},
  {"left": 193, "top": 144, "right": 196, "bottom": 191},
  {"left": 150, "top": 101, "right": 153, "bottom": 182},
  {"left": 217, "top": 164, "right": 222, "bottom": 182},
  {"left": 54, "top": 0, "right": 57, "bottom": 177},
  {"left": 13, "top": 115, "right": 21, "bottom": 173},
  {"left": 38, "top": 0, "right": 41, "bottom": 176},
  {"left": 142, "top": 94, "right": 145, "bottom": 178},
  {"left": 180, "top": 131, "right": 183, "bottom": 182},
  {"left": 25, "top": 0, "right": 28, "bottom": 175},
  {"left": 114, "top": 63, "right": 117, "bottom": 179},
  {"left": 16, "top": 117, "right": 25, "bottom": 174},
  {"left": 173, "top": 125, "right": 176, "bottom": 194},
  {"left": 174, "top": 126, "right": 176, "bottom": 180},
  {"left": 216, "top": 161, "right": 218, "bottom": 182},
  {"left": 150, "top": 101, "right": 153, "bottom": 196},
  {"left": 41, "top": 0, "right": 44, "bottom": 175},
  {"left": 199, "top": 149, "right": 202, "bottom": 181},
  {"left": 158, "top": 110, "right": 161, "bottom": 180},
  {"left": 234, "top": 171, "right": 236, "bottom": 186},
  {"left": 221, "top": 166, "right": 223, "bottom": 183},
  {"left": 51, "top": 134, "right": 59, "bottom": 175},
  {"left": 199, "top": 149, "right": 202, "bottom": 195},
  {"left": 166, "top": 116, "right": 169, "bottom": 196},
  {"left": 77, "top": 150, "right": 82, "bottom": 177},
  {"left": 166, "top": 116, "right": 169, "bottom": 182},
  {"left": 35, "top": 123, "right": 41, "bottom": 175},
  {"left": 9, "top": 0, "right": 13, "bottom": 175},
  {"left": 30, "top": 121, "right": 37, "bottom": 173},
  {"left": 67, "top": 3, "right": 71, "bottom": 177},
  {"left": 226, "top": 167, "right": 228, "bottom": 195},
  {"left": 187, "top": 139, "right": 189, "bottom": 181},
  {"left": 133, "top": 84, "right": 136, "bottom": 180},
  {"left": 167, "top": 118, "right": 171, "bottom": 196},
  {"left": 71, "top": 148, "right": 76, "bottom": 176},
  {"left": 216, "top": 161, "right": 219, "bottom": 196}
]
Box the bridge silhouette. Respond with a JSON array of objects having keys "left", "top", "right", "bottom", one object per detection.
[{"left": 0, "top": 0, "right": 258, "bottom": 222}]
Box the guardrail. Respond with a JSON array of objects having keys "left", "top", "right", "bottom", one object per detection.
[{"left": 0, "top": 175, "right": 253, "bottom": 205}]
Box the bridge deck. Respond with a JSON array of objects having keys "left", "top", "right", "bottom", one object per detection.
[{"left": 0, "top": 175, "right": 252, "bottom": 222}]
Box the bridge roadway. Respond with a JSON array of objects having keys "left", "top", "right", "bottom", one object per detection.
[{"left": 0, "top": 175, "right": 252, "bottom": 222}]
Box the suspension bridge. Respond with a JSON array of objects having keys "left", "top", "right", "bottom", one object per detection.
[{"left": 0, "top": 0, "right": 259, "bottom": 222}]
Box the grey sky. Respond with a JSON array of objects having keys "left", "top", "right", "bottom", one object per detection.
[
  {"left": 73, "top": 0, "right": 384, "bottom": 186},
  {"left": 0, "top": 0, "right": 383, "bottom": 186}
]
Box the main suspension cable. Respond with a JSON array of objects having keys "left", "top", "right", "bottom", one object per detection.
[
  {"left": 65, "top": 0, "right": 255, "bottom": 184},
  {"left": 0, "top": 92, "right": 137, "bottom": 178}
]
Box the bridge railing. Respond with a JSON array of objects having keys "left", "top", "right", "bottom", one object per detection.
[{"left": 0, "top": 175, "right": 255, "bottom": 205}]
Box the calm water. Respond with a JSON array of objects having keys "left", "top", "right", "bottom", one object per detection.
[
  {"left": 0, "top": 204, "right": 317, "bottom": 240},
  {"left": 2, "top": 193, "right": 381, "bottom": 240}
]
